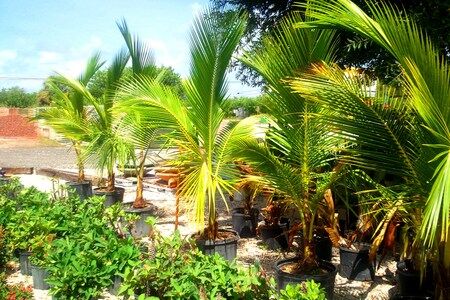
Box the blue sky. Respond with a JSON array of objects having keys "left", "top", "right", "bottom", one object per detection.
[{"left": 0, "top": 0, "right": 260, "bottom": 97}]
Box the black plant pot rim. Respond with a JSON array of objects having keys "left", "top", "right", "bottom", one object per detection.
[
  {"left": 67, "top": 180, "right": 92, "bottom": 185},
  {"left": 93, "top": 186, "right": 125, "bottom": 195},
  {"left": 339, "top": 242, "right": 371, "bottom": 253},
  {"left": 275, "top": 257, "right": 337, "bottom": 279},
  {"left": 195, "top": 228, "right": 239, "bottom": 246},
  {"left": 124, "top": 203, "right": 156, "bottom": 213}
]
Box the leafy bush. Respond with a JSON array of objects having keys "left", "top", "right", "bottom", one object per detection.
[
  {"left": 120, "top": 231, "right": 274, "bottom": 299},
  {"left": 0, "top": 272, "right": 33, "bottom": 300},
  {"left": 0, "top": 87, "right": 36, "bottom": 108},
  {"left": 0, "top": 182, "right": 141, "bottom": 299},
  {"left": 42, "top": 199, "right": 140, "bottom": 299},
  {"left": 45, "top": 231, "right": 140, "bottom": 300},
  {"left": 278, "top": 281, "right": 326, "bottom": 300}
]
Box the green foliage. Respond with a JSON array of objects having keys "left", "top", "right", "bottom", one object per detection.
[
  {"left": 0, "top": 181, "right": 141, "bottom": 299},
  {"left": 116, "top": 9, "right": 253, "bottom": 237},
  {"left": 120, "top": 231, "right": 274, "bottom": 299},
  {"left": 213, "top": 0, "right": 450, "bottom": 85},
  {"left": 0, "top": 227, "right": 7, "bottom": 270},
  {"left": 0, "top": 272, "right": 33, "bottom": 300},
  {"left": 278, "top": 281, "right": 326, "bottom": 300},
  {"left": 88, "top": 66, "right": 184, "bottom": 99},
  {"left": 0, "top": 87, "right": 36, "bottom": 108},
  {"left": 223, "top": 96, "right": 267, "bottom": 117},
  {"left": 45, "top": 229, "right": 140, "bottom": 300}
]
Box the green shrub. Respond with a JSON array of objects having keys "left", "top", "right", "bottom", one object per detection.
[
  {"left": 223, "top": 96, "right": 267, "bottom": 117},
  {"left": 42, "top": 198, "right": 140, "bottom": 300},
  {"left": 0, "top": 272, "right": 33, "bottom": 299},
  {"left": 278, "top": 281, "right": 326, "bottom": 300},
  {"left": 120, "top": 231, "right": 274, "bottom": 299},
  {"left": 0, "top": 87, "right": 36, "bottom": 108},
  {"left": 45, "top": 231, "right": 140, "bottom": 300}
]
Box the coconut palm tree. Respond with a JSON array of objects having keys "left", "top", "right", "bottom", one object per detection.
[
  {"left": 291, "top": 0, "right": 450, "bottom": 297},
  {"left": 236, "top": 12, "right": 342, "bottom": 270},
  {"left": 115, "top": 9, "right": 251, "bottom": 239},
  {"left": 53, "top": 20, "right": 157, "bottom": 201},
  {"left": 39, "top": 53, "right": 104, "bottom": 182}
]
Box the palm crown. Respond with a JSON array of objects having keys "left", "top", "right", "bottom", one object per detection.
[{"left": 116, "top": 9, "right": 251, "bottom": 239}]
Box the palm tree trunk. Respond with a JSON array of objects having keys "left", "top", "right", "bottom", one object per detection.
[
  {"left": 133, "top": 151, "right": 146, "bottom": 208},
  {"left": 107, "top": 170, "right": 115, "bottom": 192},
  {"left": 73, "top": 141, "right": 85, "bottom": 182},
  {"left": 175, "top": 194, "right": 179, "bottom": 230},
  {"left": 207, "top": 204, "right": 218, "bottom": 240}
]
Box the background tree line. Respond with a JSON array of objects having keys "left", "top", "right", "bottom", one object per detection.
[
  {"left": 0, "top": 65, "right": 183, "bottom": 108},
  {"left": 212, "top": 0, "right": 450, "bottom": 85}
]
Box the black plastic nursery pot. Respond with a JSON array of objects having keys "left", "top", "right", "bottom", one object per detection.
[
  {"left": 314, "top": 234, "right": 333, "bottom": 262},
  {"left": 108, "top": 275, "right": 123, "bottom": 296},
  {"left": 195, "top": 229, "right": 239, "bottom": 261},
  {"left": 124, "top": 205, "right": 156, "bottom": 238},
  {"left": 395, "top": 261, "right": 434, "bottom": 298},
  {"left": 66, "top": 181, "right": 93, "bottom": 200},
  {"left": 93, "top": 187, "right": 125, "bottom": 207},
  {"left": 231, "top": 207, "right": 259, "bottom": 238},
  {"left": 339, "top": 243, "right": 375, "bottom": 281},
  {"left": 19, "top": 251, "right": 32, "bottom": 275},
  {"left": 259, "top": 221, "right": 289, "bottom": 250},
  {"left": 275, "top": 257, "right": 337, "bottom": 300},
  {"left": 31, "top": 264, "right": 50, "bottom": 290}
]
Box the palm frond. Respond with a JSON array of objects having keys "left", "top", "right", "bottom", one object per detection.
[
  {"left": 299, "top": 0, "right": 450, "bottom": 254},
  {"left": 117, "top": 19, "right": 157, "bottom": 77}
]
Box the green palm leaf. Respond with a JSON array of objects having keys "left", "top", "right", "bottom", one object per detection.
[{"left": 296, "top": 0, "right": 450, "bottom": 289}]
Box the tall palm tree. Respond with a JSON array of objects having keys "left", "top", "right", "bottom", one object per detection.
[
  {"left": 115, "top": 9, "right": 250, "bottom": 239},
  {"left": 39, "top": 53, "right": 104, "bottom": 182},
  {"left": 237, "top": 12, "right": 341, "bottom": 268},
  {"left": 292, "top": 0, "right": 450, "bottom": 296}
]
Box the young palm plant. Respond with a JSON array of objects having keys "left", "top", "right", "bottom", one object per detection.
[
  {"left": 238, "top": 11, "right": 341, "bottom": 274},
  {"left": 39, "top": 53, "right": 104, "bottom": 184},
  {"left": 115, "top": 9, "right": 252, "bottom": 240},
  {"left": 53, "top": 20, "right": 157, "bottom": 205},
  {"left": 292, "top": 0, "right": 450, "bottom": 297}
]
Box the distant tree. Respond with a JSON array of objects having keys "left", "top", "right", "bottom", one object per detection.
[
  {"left": 212, "top": 0, "right": 450, "bottom": 85},
  {"left": 88, "top": 66, "right": 184, "bottom": 99},
  {"left": 35, "top": 77, "right": 70, "bottom": 106},
  {"left": 0, "top": 86, "right": 36, "bottom": 108}
]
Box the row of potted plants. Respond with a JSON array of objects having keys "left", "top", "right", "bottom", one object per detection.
[
  {"left": 37, "top": 0, "right": 448, "bottom": 299},
  {"left": 0, "top": 178, "right": 328, "bottom": 299}
]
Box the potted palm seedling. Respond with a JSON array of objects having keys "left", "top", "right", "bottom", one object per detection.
[
  {"left": 39, "top": 53, "right": 104, "bottom": 199},
  {"left": 239, "top": 11, "right": 343, "bottom": 299},
  {"left": 54, "top": 20, "right": 156, "bottom": 207},
  {"left": 230, "top": 164, "right": 262, "bottom": 238},
  {"left": 115, "top": 8, "right": 255, "bottom": 260},
  {"left": 291, "top": 0, "right": 450, "bottom": 297}
]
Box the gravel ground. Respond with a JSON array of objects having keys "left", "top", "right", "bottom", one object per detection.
[{"left": 0, "top": 146, "right": 77, "bottom": 168}]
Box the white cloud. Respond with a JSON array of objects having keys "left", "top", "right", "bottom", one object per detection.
[
  {"left": 79, "top": 36, "right": 103, "bottom": 54},
  {"left": 0, "top": 50, "right": 17, "bottom": 67},
  {"left": 54, "top": 58, "right": 87, "bottom": 78},
  {"left": 190, "top": 2, "right": 203, "bottom": 16},
  {"left": 144, "top": 38, "right": 189, "bottom": 77},
  {"left": 38, "top": 51, "right": 62, "bottom": 64}
]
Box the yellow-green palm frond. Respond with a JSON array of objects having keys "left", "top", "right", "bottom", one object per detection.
[{"left": 299, "top": 0, "right": 450, "bottom": 251}]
